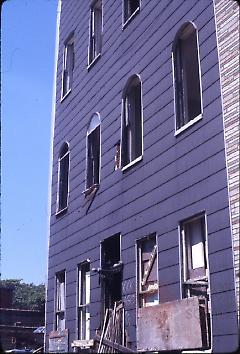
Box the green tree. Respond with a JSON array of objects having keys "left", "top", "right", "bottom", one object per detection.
[{"left": 0, "top": 279, "right": 45, "bottom": 311}]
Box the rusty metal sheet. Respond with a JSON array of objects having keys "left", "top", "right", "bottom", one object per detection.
[{"left": 137, "top": 297, "right": 203, "bottom": 352}]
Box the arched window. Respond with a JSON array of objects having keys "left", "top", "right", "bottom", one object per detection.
[
  {"left": 57, "top": 142, "right": 70, "bottom": 213},
  {"left": 86, "top": 113, "right": 101, "bottom": 189},
  {"left": 173, "top": 22, "right": 202, "bottom": 131},
  {"left": 121, "top": 75, "right": 143, "bottom": 168}
]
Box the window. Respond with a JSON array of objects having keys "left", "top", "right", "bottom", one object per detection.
[
  {"left": 57, "top": 142, "right": 70, "bottom": 213},
  {"left": 78, "top": 262, "right": 91, "bottom": 340},
  {"left": 62, "top": 35, "right": 74, "bottom": 99},
  {"left": 173, "top": 22, "right": 202, "bottom": 132},
  {"left": 137, "top": 235, "right": 158, "bottom": 308},
  {"left": 121, "top": 75, "right": 143, "bottom": 169},
  {"left": 123, "top": 0, "right": 140, "bottom": 24},
  {"left": 101, "top": 234, "right": 122, "bottom": 313},
  {"left": 89, "top": 0, "right": 102, "bottom": 66},
  {"left": 180, "top": 214, "right": 211, "bottom": 348},
  {"left": 55, "top": 272, "right": 66, "bottom": 331},
  {"left": 86, "top": 113, "right": 101, "bottom": 190}
]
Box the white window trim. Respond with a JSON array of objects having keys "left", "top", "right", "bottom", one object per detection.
[
  {"left": 56, "top": 142, "right": 70, "bottom": 215},
  {"left": 122, "top": 0, "right": 141, "bottom": 29},
  {"left": 120, "top": 75, "right": 144, "bottom": 171},
  {"left": 172, "top": 22, "right": 203, "bottom": 135},
  {"left": 121, "top": 154, "right": 143, "bottom": 172},
  {"left": 84, "top": 112, "right": 101, "bottom": 192},
  {"left": 61, "top": 35, "right": 74, "bottom": 101},
  {"left": 77, "top": 261, "right": 91, "bottom": 341},
  {"left": 54, "top": 271, "right": 66, "bottom": 331},
  {"left": 174, "top": 113, "right": 203, "bottom": 136},
  {"left": 178, "top": 213, "right": 213, "bottom": 353},
  {"left": 88, "top": 0, "right": 103, "bottom": 68}
]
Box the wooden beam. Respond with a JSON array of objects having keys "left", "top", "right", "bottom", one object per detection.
[{"left": 94, "top": 334, "right": 135, "bottom": 353}]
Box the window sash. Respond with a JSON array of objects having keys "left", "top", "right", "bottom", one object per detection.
[
  {"left": 87, "top": 125, "right": 100, "bottom": 188},
  {"left": 58, "top": 151, "right": 69, "bottom": 211},
  {"left": 78, "top": 263, "right": 90, "bottom": 340},
  {"left": 89, "top": 2, "right": 102, "bottom": 63},
  {"left": 62, "top": 40, "right": 74, "bottom": 96}
]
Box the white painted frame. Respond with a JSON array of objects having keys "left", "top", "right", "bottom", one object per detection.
[
  {"left": 56, "top": 141, "right": 70, "bottom": 215},
  {"left": 61, "top": 33, "right": 74, "bottom": 101},
  {"left": 178, "top": 212, "right": 213, "bottom": 353},
  {"left": 172, "top": 21, "right": 203, "bottom": 136},
  {"left": 122, "top": 0, "right": 141, "bottom": 29},
  {"left": 84, "top": 112, "right": 101, "bottom": 192},
  {"left": 88, "top": 0, "right": 103, "bottom": 69},
  {"left": 120, "top": 74, "right": 144, "bottom": 172},
  {"left": 54, "top": 270, "right": 66, "bottom": 331}
]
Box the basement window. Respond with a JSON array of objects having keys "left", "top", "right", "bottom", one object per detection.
[
  {"left": 121, "top": 75, "right": 143, "bottom": 170},
  {"left": 78, "top": 261, "right": 91, "bottom": 340},
  {"left": 137, "top": 234, "right": 158, "bottom": 308},
  {"left": 173, "top": 22, "right": 202, "bottom": 133},
  {"left": 89, "top": 0, "right": 102, "bottom": 67},
  {"left": 180, "top": 214, "right": 211, "bottom": 349},
  {"left": 86, "top": 113, "right": 101, "bottom": 191},
  {"left": 123, "top": 0, "right": 140, "bottom": 25},
  {"left": 55, "top": 272, "right": 66, "bottom": 331},
  {"left": 61, "top": 35, "right": 74, "bottom": 99},
  {"left": 56, "top": 142, "right": 70, "bottom": 214}
]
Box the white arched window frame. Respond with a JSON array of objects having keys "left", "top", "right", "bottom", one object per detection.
[
  {"left": 121, "top": 74, "right": 143, "bottom": 171},
  {"left": 172, "top": 22, "right": 203, "bottom": 135},
  {"left": 86, "top": 113, "right": 101, "bottom": 190},
  {"left": 56, "top": 142, "right": 70, "bottom": 214}
]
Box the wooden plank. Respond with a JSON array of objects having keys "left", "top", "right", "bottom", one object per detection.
[{"left": 95, "top": 334, "right": 135, "bottom": 353}]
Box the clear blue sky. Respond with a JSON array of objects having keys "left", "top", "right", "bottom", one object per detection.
[{"left": 2, "top": 0, "right": 57, "bottom": 285}]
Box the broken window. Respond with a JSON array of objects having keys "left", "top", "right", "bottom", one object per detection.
[
  {"left": 121, "top": 75, "right": 143, "bottom": 169},
  {"left": 123, "top": 0, "right": 140, "bottom": 24},
  {"left": 180, "top": 214, "right": 211, "bottom": 348},
  {"left": 137, "top": 234, "right": 158, "bottom": 308},
  {"left": 55, "top": 272, "right": 66, "bottom": 331},
  {"left": 78, "top": 261, "right": 91, "bottom": 340},
  {"left": 57, "top": 142, "right": 70, "bottom": 214},
  {"left": 86, "top": 113, "right": 101, "bottom": 190},
  {"left": 101, "top": 234, "right": 122, "bottom": 313},
  {"left": 62, "top": 35, "right": 74, "bottom": 99},
  {"left": 173, "top": 22, "right": 202, "bottom": 131},
  {"left": 89, "top": 0, "right": 102, "bottom": 65}
]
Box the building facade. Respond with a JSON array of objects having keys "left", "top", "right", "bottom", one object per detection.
[{"left": 46, "top": 0, "right": 239, "bottom": 352}]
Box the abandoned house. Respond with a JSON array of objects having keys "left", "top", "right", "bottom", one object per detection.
[{"left": 45, "top": 0, "right": 239, "bottom": 352}]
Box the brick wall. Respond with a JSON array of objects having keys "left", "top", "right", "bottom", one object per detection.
[{"left": 214, "top": 0, "right": 240, "bottom": 318}]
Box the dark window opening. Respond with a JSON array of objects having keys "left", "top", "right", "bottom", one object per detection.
[
  {"left": 101, "top": 234, "right": 122, "bottom": 314},
  {"left": 57, "top": 142, "right": 69, "bottom": 213},
  {"left": 89, "top": 0, "right": 102, "bottom": 65},
  {"left": 121, "top": 76, "right": 142, "bottom": 168},
  {"left": 62, "top": 36, "right": 74, "bottom": 98},
  {"left": 173, "top": 23, "right": 201, "bottom": 130},
  {"left": 86, "top": 114, "right": 100, "bottom": 190},
  {"left": 124, "top": 0, "right": 140, "bottom": 23}
]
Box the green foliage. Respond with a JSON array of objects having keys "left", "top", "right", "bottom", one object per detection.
[{"left": 0, "top": 279, "right": 45, "bottom": 311}]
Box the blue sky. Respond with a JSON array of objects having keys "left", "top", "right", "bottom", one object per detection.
[{"left": 2, "top": 0, "right": 57, "bottom": 285}]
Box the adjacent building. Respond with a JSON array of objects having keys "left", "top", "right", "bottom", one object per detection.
[{"left": 46, "top": 0, "right": 239, "bottom": 352}]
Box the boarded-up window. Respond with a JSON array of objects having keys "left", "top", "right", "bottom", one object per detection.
[{"left": 137, "top": 235, "right": 158, "bottom": 307}]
